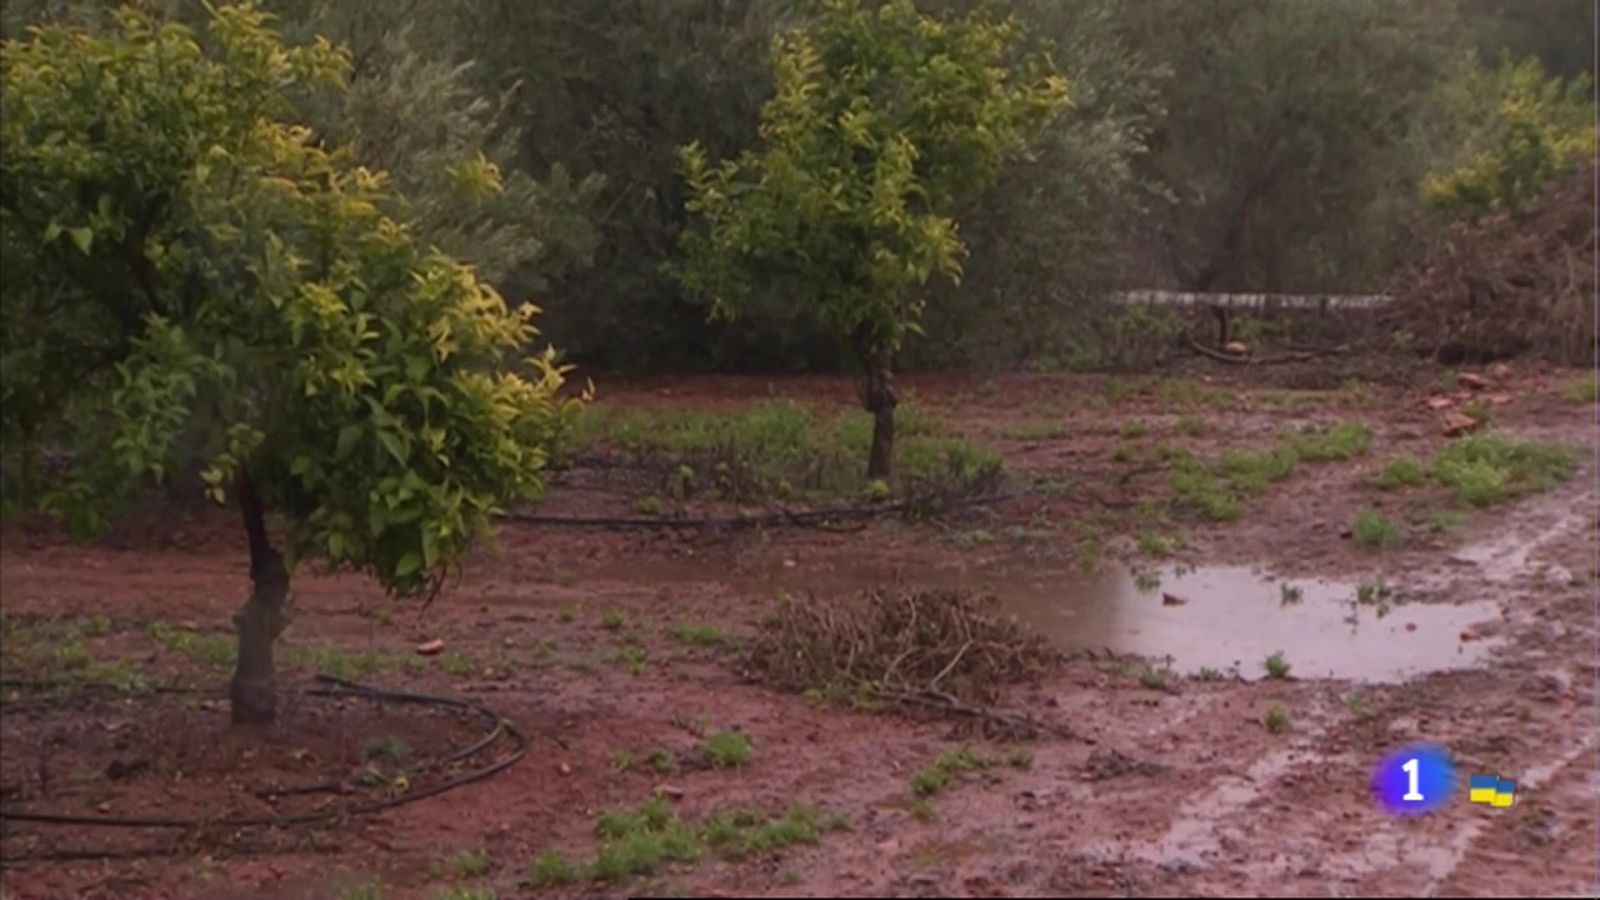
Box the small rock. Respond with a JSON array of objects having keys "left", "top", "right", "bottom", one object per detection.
[
  {"left": 1224, "top": 341, "right": 1248, "bottom": 355},
  {"left": 1441, "top": 412, "right": 1480, "bottom": 437},
  {"left": 782, "top": 559, "right": 797, "bottom": 568},
  {"left": 414, "top": 639, "right": 445, "bottom": 656},
  {"left": 1404, "top": 622, "right": 1417, "bottom": 632},
  {"left": 558, "top": 762, "right": 572, "bottom": 775},
  {"left": 657, "top": 785, "right": 685, "bottom": 799},
  {"left": 1489, "top": 362, "right": 1512, "bottom": 380},
  {"left": 1458, "top": 372, "right": 1488, "bottom": 390},
  {"left": 1161, "top": 592, "right": 1188, "bottom": 607}
]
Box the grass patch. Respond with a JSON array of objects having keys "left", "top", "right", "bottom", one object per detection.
[
  {"left": 612, "top": 643, "right": 648, "bottom": 676},
  {"left": 1279, "top": 583, "right": 1304, "bottom": 607},
  {"left": 601, "top": 611, "right": 626, "bottom": 631},
  {"left": 0, "top": 617, "right": 148, "bottom": 692},
  {"left": 1561, "top": 372, "right": 1598, "bottom": 403},
  {"left": 1374, "top": 457, "right": 1428, "bottom": 490},
  {"left": 647, "top": 748, "right": 677, "bottom": 774},
  {"left": 911, "top": 748, "right": 995, "bottom": 798},
  {"left": 1216, "top": 446, "right": 1298, "bottom": 496},
  {"left": 1263, "top": 706, "right": 1291, "bottom": 735},
  {"left": 1168, "top": 465, "right": 1242, "bottom": 522},
  {"left": 703, "top": 731, "right": 752, "bottom": 769},
  {"left": 1283, "top": 421, "right": 1370, "bottom": 461},
  {"left": 570, "top": 399, "right": 998, "bottom": 503},
  {"left": 1171, "top": 416, "right": 1208, "bottom": 436},
  {"left": 1138, "top": 533, "right": 1176, "bottom": 558},
  {"left": 576, "top": 797, "right": 845, "bottom": 884},
  {"left": 1009, "top": 421, "right": 1067, "bottom": 441},
  {"left": 1431, "top": 435, "right": 1572, "bottom": 507},
  {"left": 148, "top": 621, "right": 235, "bottom": 672},
  {"left": 1263, "top": 651, "right": 1291, "bottom": 680},
  {"left": 1121, "top": 420, "right": 1150, "bottom": 439},
  {"left": 1352, "top": 507, "right": 1402, "bottom": 550},
  {"left": 1137, "top": 665, "right": 1170, "bottom": 691},
  {"left": 436, "top": 850, "right": 491, "bottom": 880},
  {"left": 525, "top": 851, "right": 577, "bottom": 888}
]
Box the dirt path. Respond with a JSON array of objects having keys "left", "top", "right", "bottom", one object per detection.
[{"left": 1, "top": 369, "right": 1595, "bottom": 898}]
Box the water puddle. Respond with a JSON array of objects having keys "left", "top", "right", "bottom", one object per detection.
[{"left": 607, "top": 557, "right": 1502, "bottom": 683}]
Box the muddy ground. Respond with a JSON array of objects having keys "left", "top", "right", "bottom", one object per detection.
[{"left": 1, "top": 365, "right": 1596, "bottom": 899}]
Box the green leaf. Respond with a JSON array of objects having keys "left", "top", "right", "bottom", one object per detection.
[
  {"left": 394, "top": 551, "right": 422, "bottom": 578},
  {"left": 335, "top": 423, "right": 363, "bottom": 461},
  {"left": 69, "top": 227, "right": 94, "bottom": 254},
  {"left": 377, "top": 431, "right": 407, "bottom": 465}
]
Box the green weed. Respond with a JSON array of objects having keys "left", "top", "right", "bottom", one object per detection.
[
  {"left": 1431, "top": 436, "right": 1572, "bottom": 507},
  {"left": 1263, "top": 706, "right": 1291, "bottom": 734},
  {"left": 704, "top": 731, "right": 752, "bottom": 769},
  {"left": 1374, "top": 457, "right": 1428, "bottom": 490},
  {"left": 911, "top": 748, "right": 994, "bottom": 798},
  {"left": 1353, "top": 507, "right": 1402, "bottom": 550},
  {"left": 1283, "top": 421, "right": 1370, "bottom": 461},
  {"left": 1263, "top": 651, "right": 1291, "bottom": 680},
  {"left": 525, "top": 851, "right": 578, "bottom": 888}
]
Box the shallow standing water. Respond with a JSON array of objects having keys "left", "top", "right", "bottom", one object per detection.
[{"left": 603, "top": 557, "right": 1504, "bottom": 682}]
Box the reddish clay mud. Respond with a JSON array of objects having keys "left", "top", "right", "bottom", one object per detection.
[{"left": 2, "top": 368, "right": 1595, "bottom": 898}]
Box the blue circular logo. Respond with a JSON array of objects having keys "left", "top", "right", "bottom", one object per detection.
[{"left": 1372, "top": 744, "right": 1455, "bottom": 816}]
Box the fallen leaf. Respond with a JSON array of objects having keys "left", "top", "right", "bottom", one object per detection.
[
  {"left": 1441, "top": 412, "right": 1480, "bottom": 437},
  {"left": 1489, "top": 362, "right": 1511, "bottom": 380},
  {"left": 1425, "top": 396, "right": 1455, "bottom": 410},
  {"left": 1458, "top": 372, "right": 1488, "bottom": 390},
  {"left": 414, "top": 639, "right": 445, "bottom": 656},
  {"left": 1486, "top": 393, "right": 1512, "bottom": 406},
  {"left": 1224, "top": 341, "right": 1248, "bottom": 355}
]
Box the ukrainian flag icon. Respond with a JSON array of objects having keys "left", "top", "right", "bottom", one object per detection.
[
  {"left": 1468, "top": 775, "right": 1498, "bottom": 804},
  {"left": 1469, "top": 775, "right": 1516, "bottom": 807}
]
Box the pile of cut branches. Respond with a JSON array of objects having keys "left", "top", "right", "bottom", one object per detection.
[
  {"left": 750, "top": 587, "right": 1067, "bottom": 738},
  {"left": 1384, "top": 163, "right": 1596, "bottom": 366}
]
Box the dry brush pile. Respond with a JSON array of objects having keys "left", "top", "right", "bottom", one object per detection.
[
  {"left": 750, "top": 587, "right": 1064, "bottom": 737},
  {"left": 1386, "top": 163, "right": 1597, "bottom": 366}
]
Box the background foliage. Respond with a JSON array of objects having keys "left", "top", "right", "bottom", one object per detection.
[{"left": 3, "top": 0, "right": 1595, "bottom": 375}]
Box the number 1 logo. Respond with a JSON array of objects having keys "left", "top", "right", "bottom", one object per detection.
[{"left": 1374, "top": 745, "right": 1454, "bottom": 816}]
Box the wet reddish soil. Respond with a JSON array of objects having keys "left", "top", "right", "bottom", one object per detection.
[{"left": 1, "top": 365, "right": 1595, "bottom": 898}]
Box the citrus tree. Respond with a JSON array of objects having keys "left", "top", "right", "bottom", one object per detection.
[
  {"left": 672, "top": 0, "right": 1067, "bottom": 478},
  {"left": 0, "top": 4, "right": 582, "bottom": 724}
]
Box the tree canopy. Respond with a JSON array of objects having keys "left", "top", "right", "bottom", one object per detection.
[{"left": 0, "top": 3, "right": 582, "bottom": 721}]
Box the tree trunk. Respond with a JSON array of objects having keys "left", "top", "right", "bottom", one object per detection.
[
  {"left": 863, "top": 343, "right": 897, "bottom": 480},
  {"left": 229, "top": 470, "right": 289, "bottom": 727}
]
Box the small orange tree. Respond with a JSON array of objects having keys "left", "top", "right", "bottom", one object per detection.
[
  {"left": 0, "top": 4, "right": 581, "bottom": 724},
  {"left": 672, "top": 0, "right": 1067, "bottom": 479}
]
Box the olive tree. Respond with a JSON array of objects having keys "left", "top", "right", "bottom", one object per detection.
[
  {"left": 0, "top": 4, "right": 581, "bottom": 724},
  {"left": 672, "top": 0, "right": 1066, "bottom": 479}
]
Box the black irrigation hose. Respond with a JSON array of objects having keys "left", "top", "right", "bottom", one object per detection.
[{"left": 0, "top": 675, "right": 528, "bottom": 843}]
